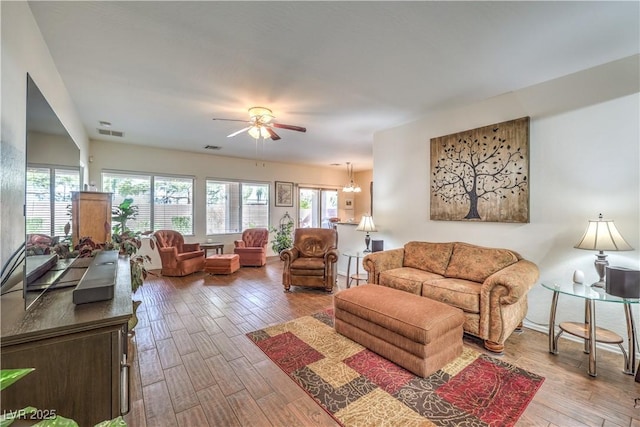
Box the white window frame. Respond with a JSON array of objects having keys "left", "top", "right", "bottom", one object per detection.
[{"left": 206, "top": 178, "right": 270, "bottom": 235}]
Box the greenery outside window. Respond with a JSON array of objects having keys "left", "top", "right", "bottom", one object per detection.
[
  {"left": 102, "top": 172, "right": 151, "bottom": 233},
  {"left": 154, "top": 176, "right": 194, "bottom": 234},
  {"left": 206, "top": 179, "right": 269, "bottom": 234},
  {"left": 26, "top": 165, "right": 80, "bottom": 236},
  {"left": 102, "top": 171, "right": 194, "bottom": 235}
]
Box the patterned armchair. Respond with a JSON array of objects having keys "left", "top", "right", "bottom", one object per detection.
[
  {"left": 153, "top": 230, "right": 205, "bottom": 276},
  {"left": 280, "top": 228, "right": 339, "bottom": 292},
  {"left": 234, "top": 228, "right": 269, "bottom": 267}
]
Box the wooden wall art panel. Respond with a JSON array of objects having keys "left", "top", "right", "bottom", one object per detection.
[{"left": 430, "top": 117, "right": 530, "bottom": 223}]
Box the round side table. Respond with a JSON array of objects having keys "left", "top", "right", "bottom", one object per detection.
[{"left": 343, "top": 252, "right": 368, "bottom": 288}]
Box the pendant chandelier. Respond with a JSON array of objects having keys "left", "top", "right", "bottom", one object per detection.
[{"left": 342, "top": 162, "right": 361, "bottom": 193}]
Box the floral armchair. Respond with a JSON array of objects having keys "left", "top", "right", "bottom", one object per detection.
[
  {"left": 234, "top": 228, "right": 269, "bottom": 267},
  {"left": 153, "top": 230, "right": 204, "bottom": 276},
  {"left": 280, "top": 228, "right": 339, "bottom": 292}
]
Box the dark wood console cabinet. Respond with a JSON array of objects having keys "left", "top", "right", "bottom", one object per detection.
[{"left": 1, "top": 257, "right": 132, "bottom": 426}]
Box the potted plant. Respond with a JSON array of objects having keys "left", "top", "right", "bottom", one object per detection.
[
  {"left": 111, "top": 197, "right": 138, "bottom": 235},
  {"left": 106, "top": 199, "right": 151, "bottom": 331},
  {"left": 269, "top": 221, "right": 294, "bottom": 255}
]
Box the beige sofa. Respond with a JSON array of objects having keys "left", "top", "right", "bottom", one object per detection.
[{"left": 362, "top": 241, "right": 539, "bottom": 353}]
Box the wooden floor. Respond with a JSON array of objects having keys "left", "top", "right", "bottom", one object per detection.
[{"left": 124, "top": 257, "right": 640, "bottom": 427}]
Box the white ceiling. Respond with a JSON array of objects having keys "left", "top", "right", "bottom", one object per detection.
[{"left": 28, "top": 1, "right": 639, "bottom": 171}]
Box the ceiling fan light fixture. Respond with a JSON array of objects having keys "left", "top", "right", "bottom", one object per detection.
[
  {"left": 248, "top": 126, "right": 261, "bottom": 139},
  {"left": 248, "top": 125, "right": 271, "bottom": 140},
  {"left": 248, "top": 106, "right": 274, "bottom": 124}
]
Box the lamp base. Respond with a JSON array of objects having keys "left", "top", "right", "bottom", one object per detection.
[
  {"left": 591, "top": 252, "right": 608, "bottom": 288},
  {"left": 363, "top": 233, "right": 371, "bottom": 253}
]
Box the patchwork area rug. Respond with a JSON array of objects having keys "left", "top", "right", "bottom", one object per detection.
[{"left": 246, "top": 309, "right": 544, "bottom": 427}]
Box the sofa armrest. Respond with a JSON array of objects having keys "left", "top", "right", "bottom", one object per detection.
[
  {"left": 183, "top": 243, "right": 201, "bottom": 252},
  {"left": 280, "top": 247, "right": 300, "bottom": 265},
  {"left": 481, "top": 259, "right": 540, "bottom": 305},
  {"left": 324, "top": 249, "right": 339, "bottom": 264},
  {"left": 234, "top": 240, "right": 246, "bottom": 248},
  {"left": 362, "top": 248, "right": 405, "bottom": 284}
]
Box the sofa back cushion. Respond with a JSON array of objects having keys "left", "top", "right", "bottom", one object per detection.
[
  {"left": 444, "top": 242, "right": 519, "bottom": 283},
  {"left": 403, "top": 242, "right": 454, "bottom": 276}
]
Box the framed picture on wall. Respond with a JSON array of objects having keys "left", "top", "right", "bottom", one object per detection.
[
  {"left": 344, "top": 197, "right": 354, "bottom": 210},
  {"left": 430, "top": 116, "right": 530, "bottom": 223},
  {"left": 275, "top": 181, "right": 294, "bottom": 207}
]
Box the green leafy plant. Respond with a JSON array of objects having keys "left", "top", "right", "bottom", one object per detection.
[
  {"left": 112, "top": 198, "right": 139, "bottom": 235},
  {"left": 107, "top": 230, "right": 152, "bottom": 294},
  {"left": 171, "top": 216, "right": 191, "bottom": 234},
  {"left": 269, "top": 221, "right": 294, "bottom": 254}
]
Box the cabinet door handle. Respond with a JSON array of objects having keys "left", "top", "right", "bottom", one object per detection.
[{"left": 120, "top": 356, "right": 131, "bottom": 415}]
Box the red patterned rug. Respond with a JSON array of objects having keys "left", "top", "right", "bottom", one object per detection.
[{"left": 246, "top": 309, "right": 544, "bottom": 427}]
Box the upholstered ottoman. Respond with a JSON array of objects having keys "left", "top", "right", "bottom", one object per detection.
[
  {"left": 334, "top": 284, "right": 465, "bottom": 377},
  {"left": 204, "top": 254, "right": 240, "bottom": 274}
]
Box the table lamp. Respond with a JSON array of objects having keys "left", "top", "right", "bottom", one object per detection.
[
  {"left": 356, "top": 215, "right": 377, "bottom": 253},
  {"left": 574, "top": 213, "right": 633, "bottom": 287}
]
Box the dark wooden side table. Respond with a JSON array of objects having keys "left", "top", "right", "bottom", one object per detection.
[{"left": 201, "top": 242, "right": 224, "bottom": 257}]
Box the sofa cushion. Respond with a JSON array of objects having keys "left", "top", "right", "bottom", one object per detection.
[
  {"left": 421, "top": 278, "right": 481, "bottom": 313},
  {"left": 403, "top": 242, "right": 454, "bottom": 276},
  {"left": 444, "top": 242, "right": 519, "bottom": 283},
  {"left": 379, "top": 268, "right": 443, "bottom": 295}
]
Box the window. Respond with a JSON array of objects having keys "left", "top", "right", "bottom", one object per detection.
[
  {"left": 102, "top": 171, "right": 194, "bottom": 234},
  {"left": 102, "top": 172, "right": 151, "bottom": 233},
  {"left": 298, "top": 187, "right": 338, "bottom": 228},
  {"left": 26, "top": 165, "right": 80, "bottom": 237},
  {"left": 154, "top": 176, "right": 194, "bottom": 234},
  {"left": 206, "top": 179, "right": 269, "bottom": 234}
]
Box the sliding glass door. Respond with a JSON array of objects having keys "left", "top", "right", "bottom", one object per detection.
[{"left": 298, "top": 187, "right": 338, "bottom": 228}]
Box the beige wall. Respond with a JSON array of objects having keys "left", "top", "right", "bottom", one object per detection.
[
  {"left": 89, "top": 140, "right": 372, "bottom": 256},
  {"left": 27, "top": 132, "right": 80, "bottom": 167},
  {"left": 1, "top": 2, "right": 89, "bottom": 267},
  {"left": 373, "top": 56, "right": 640, "bottom": 344}
]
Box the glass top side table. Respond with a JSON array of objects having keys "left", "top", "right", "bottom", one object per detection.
[
  {"left": 342, "top": 252, "right": 368, "bottom": 288},
  {"left": 541, "top": 281, "right": 639, "bottom": 378}
]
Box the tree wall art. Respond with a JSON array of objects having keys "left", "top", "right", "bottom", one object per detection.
[{"left": 430, "top": 117, "right": 530, "bottom": 223}]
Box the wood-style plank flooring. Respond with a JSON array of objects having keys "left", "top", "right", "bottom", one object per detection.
[{"left": 124, "top": 257, "right": 640, "bottom": 427}]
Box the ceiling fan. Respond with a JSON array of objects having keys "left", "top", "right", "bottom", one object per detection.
[{"left": 212, "top": 107, "right": 306, "bottom": 141}]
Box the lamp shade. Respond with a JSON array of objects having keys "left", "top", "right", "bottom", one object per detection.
[
  {"left": 356, "top": 215, "right": 377, "bottom": 233},
  {"left": 574, "top": 214, "right": 633, "bottom": 252}
]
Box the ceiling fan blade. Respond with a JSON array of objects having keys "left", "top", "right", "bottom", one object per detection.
[
  {"left": 212, "top": 118, "right": 251, "bottom": 123},
  {"left": 265, "top": 127, "right": 281, "bottom": 141},
  {"left": 272, "top": 123, "right": 307, "bottom": 133},
  {"left": 227, "top": 127, "right": 251, "bottom": 138}
]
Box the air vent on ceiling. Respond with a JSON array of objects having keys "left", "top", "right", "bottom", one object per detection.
[
  {"left": 97, "top": 129, "right": 124, "bottom": 137},
  {"left": 204, "top": 145, "right": 222, "bottom": 150}
]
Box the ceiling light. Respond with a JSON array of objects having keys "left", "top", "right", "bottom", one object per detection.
[
  {"left": 248, "top": 126, "right": 261, "bottom": 139},
  {"left": 343, "top": 162, "right": 361, "bottom": 193},
  {"left": 248, "top": 107, "right": 274, "bottom": 124},
  {"left": 248, "top": 125, "right": 272, "bottom": 140}
]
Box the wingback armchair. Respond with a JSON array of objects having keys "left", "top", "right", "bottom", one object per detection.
[
  {"left": 280, "top": 228, "right": 338, "bottom": 292},
  {"left": 153, "top": 230, "right": 205, "bottom": 276},
  {"left": 234, "top": 228, "right": 269, "bottom": 267}
]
